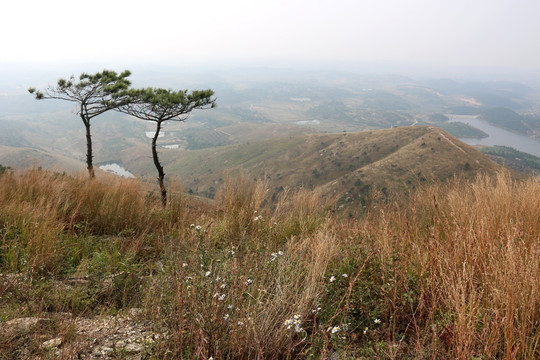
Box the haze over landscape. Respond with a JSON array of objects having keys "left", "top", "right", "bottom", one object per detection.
[
  {"left": 3, "top": 0, "right": 540, "bottom": 75},
  {"left": 1, "top": 1, "right": 540, "bottom": 359},
  {"left": 2, "top": 0, "right": 540, "bottom": 217}
]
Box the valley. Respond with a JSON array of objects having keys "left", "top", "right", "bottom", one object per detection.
[{"left": 0, "top": 67, "right": 539, "bottom": 204}]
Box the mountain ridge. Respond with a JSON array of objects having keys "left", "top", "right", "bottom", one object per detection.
[
  {"left": 157, "top": 126, "right": 504, "bottom": 208},
  {"left": 0, "top": 125, "right": 508, "bottom": 211}
]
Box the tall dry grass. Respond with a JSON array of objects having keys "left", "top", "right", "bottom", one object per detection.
[
  {"left": 0, "top": 169, "right": 162, "bottom": 234},
  {"left": 361, "top": 172, "right": 540, "bottom": 359},
  {"left": 0, "top": 169, "right": 197, "bottom": 276},
  {"left": 1, "top": 168, "right": 538, "bottom": 359}
]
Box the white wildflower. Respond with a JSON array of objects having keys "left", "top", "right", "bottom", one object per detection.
[
  {"left": 363, "top": 327, "right": 368, "bottom": 335},
  {"left": 284, "top": 319, "right": 294, "bottom": 329},
  {"left": 342, "top": 273, "right": 348, "bottom": 278},
  {"left": 329, "top": 276, "right": 336, "bottom": 282},
  {"left": 270, "top": 251, "right": 284, "bottom": 262},
  {"left": 218, "top": 294, "right": 226, "bottom": 301},
  {"left": 374, "top": 318, "right": 381, "bottom": 324},
  {"left": 285, "top": 317, "right": 304, "bottom": 333},
  {"left": 223, "top": 313, "right": 229, "bottom": 320},
  {"left": 205, "top": 271, "right": 211, "bottom": 277},
  {"left": 245, "top": 278, "right": 254, "bottom": 285},
  {"left": 182, "top": 263, "right": 188, "bottom": 268},
  {"left": 330, "top": 326, "right": 340, "bottom": 334}
]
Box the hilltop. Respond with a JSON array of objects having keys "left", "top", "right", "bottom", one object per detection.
[
  {"left": 0, "top": 123, "right": 508, "bottom": 213},
  {"left": 158, "top": 126, "right": 503, "bottom": 209}
]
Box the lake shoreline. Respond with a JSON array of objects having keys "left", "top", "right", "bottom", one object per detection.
[{"left": 447, "top": 117, "right": 540, "bottom": 157}]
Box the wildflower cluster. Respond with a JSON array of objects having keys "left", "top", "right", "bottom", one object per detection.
[
  {"left": 212, "top": 292, "right": 226, "bottom": 301},
  {"left": 270, "top": 250, "right": 284, "bottom": 262},
  {"left": 189, "top": 223, "right": 203, "bottom": 231},
  {"left": 329, "top": 273, "right": 348, "bottom": 282},
  {"left": 284, "top": 314, "right": 304, "bottom": 333},
  {"left": 328, "top": 325, "right": 341, "bottom": 334}
]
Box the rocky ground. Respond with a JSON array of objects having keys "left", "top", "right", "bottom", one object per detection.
[
  {"left": 1, "top": 309, "right": 162, "bottom": 359},
  {"left": 1, "top": 274, "right": 165, "bottom": 359}
]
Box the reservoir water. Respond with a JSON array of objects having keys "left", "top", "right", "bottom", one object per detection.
[
  {"left": 448, "top": 117, "right": 540, "bottom": 157},
  {"left": 99, "top": 163, "right": 135, "bottom": 178}
]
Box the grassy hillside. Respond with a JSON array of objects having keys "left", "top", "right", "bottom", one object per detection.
[
  {"left": 480, "top": 145, "right": 540, "bottom": 174},
  {"left": 0, "top": 145, "right": 87, "bottom": 173},
  {"left": 435, "top": 121, "right": 488, "bottom": 138},
  {"left": 161, "top": 126, "right": 503, "bottom": 210},
  {"left": 0, "top": 169, "right": 538, "bottom": 359}
]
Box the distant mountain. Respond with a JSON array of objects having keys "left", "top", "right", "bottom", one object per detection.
[
  {"left": 159, "top": 126, "right": 504, "bottom": 210},
  {"left": 0, "top": 145, "right": 86, "bottom": 173}
]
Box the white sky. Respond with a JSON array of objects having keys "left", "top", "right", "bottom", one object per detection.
[{"left": 2, "top": 0, "right": 540, "bottom": 74}]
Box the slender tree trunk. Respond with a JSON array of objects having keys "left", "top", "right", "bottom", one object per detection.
[
  {"left": 152, "top": 121, "right": 167, "bottom": 207},
  {"left": 81, "top": 114, "right": 95, "bottom": 178}
]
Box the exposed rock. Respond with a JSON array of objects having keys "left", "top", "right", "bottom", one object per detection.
[
  {"left": 42, "top": 337, "right": 63, "bottom": 348},
  {"left": 1, "top": 303, "right": 161, "bottom": 359},
  {"left": 124, "top": 342, "right": 145, "bottom": 354},
  {"left": 92, "top": 346, "right": 114, "bottom": 357},
  {"left": 3, "top": 317, "right": 51, "bottom": 333}
]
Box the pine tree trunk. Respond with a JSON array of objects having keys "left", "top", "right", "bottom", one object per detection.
[
  {"left": 152, "top": 121, "right": 167, "bottom": 207},
  {"left": 82, "top": 116, "right": 95, "bottom": 178}
]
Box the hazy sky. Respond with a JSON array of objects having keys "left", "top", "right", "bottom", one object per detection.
[{"left": 2, "top": 0, "right": 540, "bottom": 74}]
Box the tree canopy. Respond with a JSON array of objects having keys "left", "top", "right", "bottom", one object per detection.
[
  {"left": 116, "top": 87, "right": 216, "bottom": 206},
  {"left": 116, "top": 87, "right": 216, "bottom": 122},
  {"left": 29, "top": 70, "right": 132, "bottom": 177}
]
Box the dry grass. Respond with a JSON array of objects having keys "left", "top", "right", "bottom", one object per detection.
[
  {"left": 361, "top": 172, "right": 540, "bottom": 359},
  {"left": 0, "top": 168, "right": 538, "bottom": 359}
]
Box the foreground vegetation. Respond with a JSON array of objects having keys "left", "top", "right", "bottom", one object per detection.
[{"left": 0, "top": 169, "right": 539, "bottom": 359}]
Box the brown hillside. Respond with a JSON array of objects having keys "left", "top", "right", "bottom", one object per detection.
[
  {"left": 0, "top": 145, "right": 86, "bottom": 174},
  {"left": 162, "top": 126, "right": 504, "bottom": 208}
]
